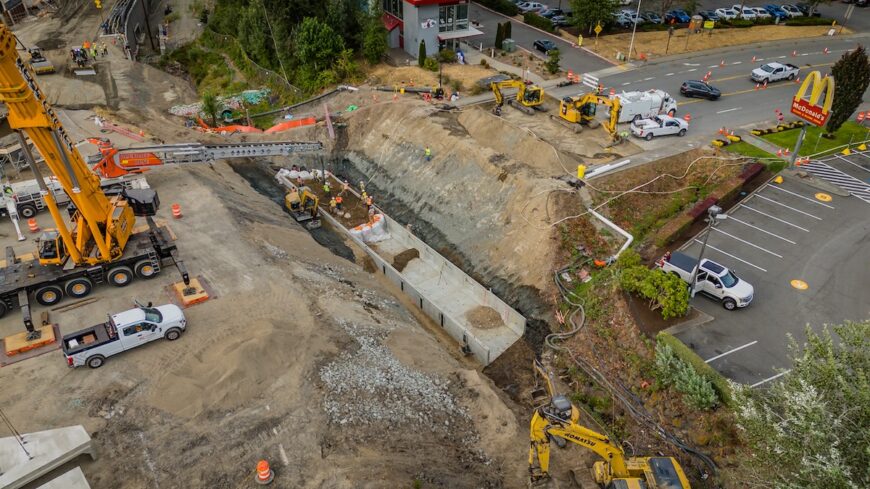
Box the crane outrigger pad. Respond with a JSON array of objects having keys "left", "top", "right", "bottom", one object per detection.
[
  {"left": 170, "top": 276, "right": 210, "bottom": 307},
  {"left": 3, "top": 325, "right": 55, "bottom": 356}
]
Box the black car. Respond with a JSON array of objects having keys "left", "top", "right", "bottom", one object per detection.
[
  {"left": 794, "top": 2, "right": 823, "bottom": 15},
  {"left": 533, "top": 39, "right": 557, "bottom": 53},
  {"left": 856, "top": 0, "right": 868, "bottom": 7},
  {"left": 680, "top": 80, "right": 721, "bottom": 100},
  {"left": 540, "top": 8, "right": 564, "bottom": 18},
  {"left": 698, "top": 10, "right": 720, "bottom": 21}
]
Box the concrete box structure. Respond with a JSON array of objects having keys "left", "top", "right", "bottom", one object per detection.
[{"left": 382, "top": 0, "right": 483, "bottom": 59}]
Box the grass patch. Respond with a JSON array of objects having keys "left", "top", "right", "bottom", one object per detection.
[
  {"left": 761, "top": 121, "right": 870, "bottom": 157},
  {"left": 657, "top": 332, "right": 733, "bottom": 408},
  {"left": 724, "top": 141, "right": 787, "bottom": 173}
]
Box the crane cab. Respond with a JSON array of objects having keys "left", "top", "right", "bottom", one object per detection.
[{"left": 36, "top": 230, "right": 66, "bottom": 265}]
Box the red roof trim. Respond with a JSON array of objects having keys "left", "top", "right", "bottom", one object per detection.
[
  {"left": 405, "top": 0, "right": 465, "bottom": 6},
  {"left": 382, "top": 12, "right": 402, "bottom": 31}
]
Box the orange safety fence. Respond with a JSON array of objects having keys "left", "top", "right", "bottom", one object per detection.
[{"left": 264, "top": 117, "right": 317, "bottom": 134}]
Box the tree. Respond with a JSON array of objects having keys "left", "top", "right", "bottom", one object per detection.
[
  {"left": 504, "top": 20, "right": 512, "bottom": 40},
  {"left": 201, "top": 92, "right": 220, "bottom": 127},
  {"left": 618, "top": 265, "right": 689, "bottom": 320},
  {"left": 545, "top": 48, "right": 561, "bottom": 74},
  {"left": 733, "top": 321, "right": 870, "bottom": 489},
  {"left": 418, "top": 39, "right": 426, "bottom": 67},
  {"left": 238, "top": 0, "right": 275, "bottom": 69},
  {"left": 495, "top": 22, "right": 504, "bottom": 50},
  {"left": 327, "top": 0, "right": 364, "bottom": 50},
  {"left": 826, "top": 45, "right": 870, "bottom": 134},
  {"left": 294, "top": 17, "right": 345, "bottom": 72},
  {"left": 362, "top": 6, "right": 388, "bottom": 64},
  {"left": 570, "top": 0, "right": 618, "bottom": 33}
]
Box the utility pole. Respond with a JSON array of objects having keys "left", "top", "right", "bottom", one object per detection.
[
  {"left": 140, "top": 0, "right": 157, "bottom": 51},
  {"left": 689, "top": 205, "right": 725, "bottom": 297},
  {"left": 626, "top": 0, "right": 642, "bottom": 63}
]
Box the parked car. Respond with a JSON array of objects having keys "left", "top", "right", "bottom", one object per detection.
[
  {"left": 539, "top": 8, "right": 563, "bottom": 18},
  {"left": 533, "top": 39, "right": 557, "bottom": 53},
  {"left": 857, "top": 0, "right": 869, "bottom": 7},
  {"left": 680, "top": 80, "right": 721, "bottom": 100},
  {"left": 619, "top": 0, "right": 632, "bottom": 5},
  {"left": 613, "top": 13, "right": 634, "bottom": 28},
  {"left": 620, "top": 10, "right": 644, "bottom": 23},
  {"left": 752, "top": 7, "right": 771, "bottom": 18},
  {"left": 630, "top": 115, "right": 689, "bottom": 140},
  {"left": 551, "top": 15, "right": 570, "bottom": 27},
  {"left": 641, "top": 11, "right": 663, "bottom": 23},
  {"left": 780, "top": 4, "right": 804, "bottom": 17},
  {"left": 733, "top": 5, "right": 758, "bottom": 19},
  {"left": 656, "top": 251, "right": 755, "bottom": 310},
  {"left": 664, "top": 9, "right": 691, "bottom": 23},
  {"left": 794, "top": 1, "right": 823, "bottom": 13},
  {"left": 519, "top": 2, "right": 547, "bottom": 13},
  {"left": 698, "top": 10, "right": 721, "bottom": 21},
  {"left": 751, "top": 62, "right": 800, "bottom": 83},
  {"left": 714, "top": 7, "right": 739, "bottom": 19},
  {"left": 764, "top": 4, "right": 790, "bottom": 19}
]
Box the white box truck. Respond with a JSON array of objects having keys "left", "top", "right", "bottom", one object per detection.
[{"left": 615, "top": 89, "right": 678, "bottom": 123}]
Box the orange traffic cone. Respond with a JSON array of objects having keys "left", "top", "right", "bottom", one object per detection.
[
  {"left": 255, "top": 460, "right": 274, "bottom": 485},
  {"left": 762, "top": 80, "right": 768, "bottom": 89},
  {"left": 27, "top": 218, "right": 39, "bottom": 233},
  {"left": 777, "top": 149, "right": 783, "bottom": 157},
  {"left": 784, "top": 148, "right": 790, "bottom": 156},
  {"left": 751, "top": 55, "right": 756, "bottom": 62},
  {"left": 609, "top": 87, "right": 615, "bottom": 97},
  {"left": 719, "top": 59, "right": 725, "bottom": 67},
  {"left": 791, "top": 50, "right": 797, "bottom": 57},
  {"left": 171, "top": 203, "right": 182, "bottom": 219},
  {"left": 755, "top": 83, "right": 760, "bottom": 90},
  {"left": 823, "top": 47, "right": 829, "bottom": 54}
]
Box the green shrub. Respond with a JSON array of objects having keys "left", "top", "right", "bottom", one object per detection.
[
  {"left": 654, "top": 342, "right": 719, "bottom": 410},
  {"left": 657, "top": 332, "right": 734, "bottom": 407},
  {"left": 450, "top": 79, "right": 462, "bottom": 92},
  {"left": 619, "top": 266, "right": 689, "bottom": 320},
  {"left": 495, "top": 22, "right": 505, "bottom": 50},
  {"left": 476, "top": 0, "right": 518, "bottom": 16},
  {"left": 524, "top": 12, "right": 555, "bottom": 32},
  {"left": 545, "top": 48, "right": 560, "bottom": 74},
  {"left": 504, "top": 20, "right": 512, "bottom": 39},
  {"left": 721, "top": 19, "right": 753, "bottom": 28},
  {"left": 785, "top": 16, "right": 835, "bottom": 26},
  {"left": 438, "top": 48, "right": 457, "bottom": 63},
  {"left": 423, "top": 57, "right": 439, "bottom": 72},
  {"left": 639, "top": 23, "right": 670, "bottom": 32},
  {"left": 418, "top": 40, "right": 426, "bottom": 67},
  {"left": 479, "top": 59, "right": 489, "bottom": 68}
]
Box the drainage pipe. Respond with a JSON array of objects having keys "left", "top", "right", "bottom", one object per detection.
[{"left": 588, "top": 208, "right": 633, "bottom": 263}]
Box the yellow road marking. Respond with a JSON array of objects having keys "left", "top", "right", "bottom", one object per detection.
[{"left": 815, "top": 192, "right": 832, "bottom": 202}]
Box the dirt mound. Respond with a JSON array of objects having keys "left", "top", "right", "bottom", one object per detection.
[
  {"left": 466, "top": 305, "right": 506, "bottom": 330},
  {"left": 392, "top": 248, "right": 419, "bottom": 272},
  {"left": 148, "top": 318, "right": 294, "bottom": 417}
]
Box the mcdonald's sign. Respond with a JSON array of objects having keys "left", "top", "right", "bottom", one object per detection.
[{"left": 791, "top": 71, "right": 835, "bottom": 127}]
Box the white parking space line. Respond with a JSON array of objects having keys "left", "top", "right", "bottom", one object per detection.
[
  {"left": 705, "top": 341, "right": 758, "bottom": 363},
  {"left": 693, "top": 239, "right": 768, "bottom": 272},
  {"left": 765, "top": 185, "right": 835, "bottom": 209},
  {"left": 751, "top": 370, "right": 790, "bottom": 388},
  {"left": 712, "top": 228, "right": 783, "bottom": 258},
  {"left": 739, "top": 205, "right": 810, "bottom": 232},
  {"left": 832, "top": 153, "right": 870, "bottom": 173},
  {"left": 717, "top": 107, "right": 740, "bottom": 114},
  {"left": 753, "top": 194, "right": 822, "bottom": 220},
  {"left": 727, "top": 217, "right": 796, "bottom": 244}
]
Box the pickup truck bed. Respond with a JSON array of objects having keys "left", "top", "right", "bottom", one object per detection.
[
  {"left": 665, "top": 252, "right": 697, "bottom": 274},
  {"left": 62, "top": 323, "right": 116, "bottom": 355}
]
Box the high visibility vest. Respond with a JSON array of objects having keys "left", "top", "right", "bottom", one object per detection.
[
  {"left": 366, "top": 197, "right": 373, "bottom": 205},
  {"left": 336, "top": 196, "right": 343, "bottom": 204}
]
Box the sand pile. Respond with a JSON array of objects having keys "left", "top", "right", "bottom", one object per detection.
[
  {"left": 148, "top": 318, "right": 294, "bottom": 418},
  {"left": 465, "top": 306, "right": 505, "bottom": 330}
]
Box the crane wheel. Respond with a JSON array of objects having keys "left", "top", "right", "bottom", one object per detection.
[
  {"left": 134, "top": 260, "right": 158, "bottom": 279},
  {"left": 35, "top": 285, "right": 64, "bottom": 306},
  {"left": 107, "top": 266, "right": 134, "bottom": 287},
  {"left": 17, "top": 204, "right": 37, "bottom": 219},
  {"left": 64, "top": 278, "right": 93, "bottom": 298}
]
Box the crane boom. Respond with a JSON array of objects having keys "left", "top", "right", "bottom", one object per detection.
[{"left": 0, "top": 23, "right": 132, "bottom": 265}]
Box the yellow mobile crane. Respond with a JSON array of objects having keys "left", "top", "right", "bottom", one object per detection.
[
  {"left": 529, "top": 361, "right": 691, "bottom": 489},
  {"left": 552, "top": 93, "right": 623, "bottom": 144},
  {"left": 0, "top": 23, "right": 197, "bottom": 343},
  {"left": 491, "top": 79, "right": 545, "bottom": 115}
]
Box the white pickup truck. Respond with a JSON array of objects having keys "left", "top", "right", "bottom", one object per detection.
[
  {"left": 62, "top": 304, "right": 187, "bottom": 368},
  {"left": 750, "top": 62, "right": 800, "bottom": 84},
  {"left": 656, "top": 251, "right": 754, "bottom": 310}
]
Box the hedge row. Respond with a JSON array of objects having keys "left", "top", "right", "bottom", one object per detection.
[
  {"left": 785, "top": 17, "right": 835, "bottom": 26},
  {"left": 653, "top": 173, "right": 747, "bottom": 246},
  {"left": 476, "top": 0, "right": 518, "bottom": 17},
  {"left": 657, "top": 332, "right": 734, "bottom": 407},
  {"left": 523, "top": 12, "right": 555, "bottom": 32},
  {"left": 654, "top": 214, "right": 694, "bottom": 247}
]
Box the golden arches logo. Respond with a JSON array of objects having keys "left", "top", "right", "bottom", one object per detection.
[{"left": 791, "top": 70, "right": 835, "bottom": 126}]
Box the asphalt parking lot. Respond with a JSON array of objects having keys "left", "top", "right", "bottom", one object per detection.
[{"left": 672, "top": 163, "right": 870, "bottom": 387}]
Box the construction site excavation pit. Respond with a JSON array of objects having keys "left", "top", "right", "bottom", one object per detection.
[{"left": 276, "top": 168, "right": 527, "bottom": 366}]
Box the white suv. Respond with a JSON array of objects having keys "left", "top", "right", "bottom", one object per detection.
[{"left": 715, "top": 7, "right": 738, "bottom": 19}]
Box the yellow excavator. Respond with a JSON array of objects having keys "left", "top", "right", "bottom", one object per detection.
[
  {"left": 552, "top": 93, "right": 623, "bottom": 144},
  {"left": 491, "top": 79, "right": 545, "bottom": 115},
  {"left": 528, "top": 361, "right": 692, "bottom": 489},
  {"left": 284, "top": 186, "right": 321, "bottom": 229}
]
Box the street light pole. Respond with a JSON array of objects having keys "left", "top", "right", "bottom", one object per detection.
[
  {"left": 689, "top": 205, "right": 723, "bottom": 297},
  {"left": 626, "top": 0, "right": 642, "bottom": 63}
]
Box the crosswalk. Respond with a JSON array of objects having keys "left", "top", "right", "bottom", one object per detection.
[{"left": 800, "top": 159, "right": 870, "bottom": 205}]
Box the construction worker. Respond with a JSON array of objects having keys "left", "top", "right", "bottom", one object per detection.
[
  {"left": 358, "top": 180, "right": 366, "bottom": 194},
  {"left": 341, "top": 180, "right": 349, "bottom": 195},
  {"left": 323, "top": 181, "right": 331, "bottom": 196},
  {"left": 329, "top": 197, "right": 337, "bottom": 213},
  {"left": 365, "top": 194, "right": 374, "bottom": 211},
  {"left": 361, "top": 191, "right": 368, "bottom": 204},
  {"left": 335, "top": 195, "right": 343, "bottom": 211},
  {"left": 295, "top": 176, "right": 304, "bottom": 188},
  {"left": 101, "top": 42, "right": 108, "bottom": 56},
  {"left": 424, "top": 146, "right": 432, "bottom": 161}
]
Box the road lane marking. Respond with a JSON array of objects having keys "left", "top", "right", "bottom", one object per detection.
[
  {"left": 708, "top": 64, "right": 719, "bottom": 68},
  {"left": 751, "top": 370, "right": 790, "bottom": 388},
  {"left": 766, "top": 184, "right": 835, "bottom": 208},
  {"left": 683, "top": 62, "right": 700, "bottom": 66},
  {"left": 716, "top": 107, "right": 741, "bottom": 114},
  {"left": 686, "top": 68, "right": 697, "bottom": 72},
  {"left": 712, "top": 228, "right": 783, "bottom": 258},
  {"left": 643, "top": 77, "right": 654, "bottom": 81},
  {"left": 739, "top": 205, "right": 810, "bottom": 232},
  {"left": 755, "top": 194, "right": 822, "bottom": 220},
  {"left": 776, "top": 55, "right": 786, "bottom": 59},
  {"left": 705, "top": 341, "right": 758, "bottom": 363},
  {"left": 622, "top": 82, "right": 631, "bottom": 86},
  {"left": 731, "top": 61, "right": 742, "bottom": 65},
  {"left": 727, "top": 217, "right": 796, "bottom": 244},
  {"left": 756, "top": 58, "right": 764, "bottom": 61},
  {"left": 665, "top": 72, "right": 674, "bottom": 76},
  {"left": 694, "top": 239, "right": 767, "bottom": 272}
]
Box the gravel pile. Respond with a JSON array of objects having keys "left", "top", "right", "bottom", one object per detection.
[{"left": 320, "top": 320, "right": 466, "bottom": 428}]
